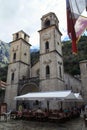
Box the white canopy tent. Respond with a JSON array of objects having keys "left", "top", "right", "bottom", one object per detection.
[
  {"left": 74, "top": 93, "right": 83, "bottom": 101},
  {"left": 14, "top": 90, "right": 77, "bottom": 101}
]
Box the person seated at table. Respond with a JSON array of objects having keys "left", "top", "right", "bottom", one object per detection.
[
  {"left": 17, "top": 104, "right": 23, "bottom": 118},
  {"left": 36, "top": 107, "right": 43, "bottom": 113},
  {"left": 64, "top": 108, "right": 70, "bottom": 114}
]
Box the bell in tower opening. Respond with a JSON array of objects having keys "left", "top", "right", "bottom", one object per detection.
[{"left": 41, "top": 12, "right": 59, "bottom": 29}]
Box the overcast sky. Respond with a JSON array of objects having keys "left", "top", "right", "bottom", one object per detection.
[{"left": 0, "top": 0, "right": 68, "bottom": 48}]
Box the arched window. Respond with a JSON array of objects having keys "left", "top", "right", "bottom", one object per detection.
[
  {"left": 36, "top": 69, "right": 39, "bottom": 76},
  {"left": 46, "top": 65, "right": 50, "bottom": 78},
  {"left": 24, "top": 34, "right": 26, "bottom": 40},
  {"left": 65, "top": 84, "right": 68, "bottom": 90},
  {"left": 76, "top": 88, "right": 78, "bottom": 92},
  {"left": 13, "top": 52, "right": 16, "bottom": 61},
  {"left": 45, "top": 41, "right": 49, "bottom": 53},
  {"left": 59, "top": 66, "right": 62, "bottom": 78},
  {"left": 45, "top": 19, "right": 50, "bottom": 27},
  {"left": 16, "top": 33, "right": 19, "bottom": 39},
  {"left": 11, "top": 72, "right": 14, "bottom": 81},
  {"left": 80, "top": 90, "right": 82, "bottom": 95},
  {"left": 71, "top": 86, "right": 72, "bottom": 91}
]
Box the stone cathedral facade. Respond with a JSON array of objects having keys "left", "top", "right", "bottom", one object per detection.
[{"left": 5, "top": 12, "right": 82, "bottom": 110}]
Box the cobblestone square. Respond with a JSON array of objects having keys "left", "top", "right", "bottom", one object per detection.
[{"left": 0, "top": 117, "right": 87, "bottom": 130}]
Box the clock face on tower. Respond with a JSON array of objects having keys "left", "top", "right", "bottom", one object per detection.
[{"left": 42, "top": 33, "right": 51, "bottom": 41}]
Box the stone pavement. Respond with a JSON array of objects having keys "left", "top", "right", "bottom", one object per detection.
[{"left": 0, "top": 117, "right": 87, "bottom": 130}]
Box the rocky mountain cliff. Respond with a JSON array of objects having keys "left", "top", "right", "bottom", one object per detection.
[
  {"left": 0, "top": 40, "right": 9, "bottom": 67},
  {"left": 0, "top": 40, "right": 39, "bottom": 67}
]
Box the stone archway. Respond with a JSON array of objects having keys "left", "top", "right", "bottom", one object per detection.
[
  {"left": 18, "top": 82, "right": 40, "bottom": 109},
  {"left": 20, "top": 82, "right": 39, "bottom": 95}
]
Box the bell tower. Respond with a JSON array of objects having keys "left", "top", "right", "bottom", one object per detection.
[
  {"left": 80, "top": 60, "right": 87, "bottom": 103},
  {"left": 39, "top": 12, "right": 64, "bottom": 91},
  {"left": 5, "top": 30, "right": 31, "bottom": 110}
]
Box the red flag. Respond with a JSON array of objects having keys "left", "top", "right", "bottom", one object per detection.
[
  {"left": 66, "top": 0, "right": 87, "bottom": 54},
  {"left": 66, "top": 0, "right": 77, "bottom": 54}
]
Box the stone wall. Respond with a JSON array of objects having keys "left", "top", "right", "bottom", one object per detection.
[{"left": 64, "top": 73, "right": 81, "bottom": 93}]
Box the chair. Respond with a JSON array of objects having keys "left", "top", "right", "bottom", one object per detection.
[{"left": 3, "top": 110, "right": 11, "bottom": 121}]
